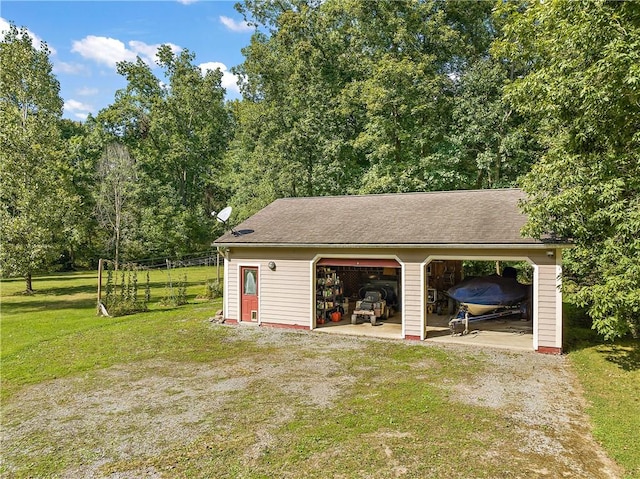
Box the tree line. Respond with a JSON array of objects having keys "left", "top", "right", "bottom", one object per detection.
[{"left": 1, "top": 0, "right": 638, "bottom": 338}]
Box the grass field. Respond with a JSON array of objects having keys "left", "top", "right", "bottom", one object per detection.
[
  {"left": 568, "top": 340, "right": 640, "bottom": 479},
  {"left": 1, "top": 266, "right": 224, "bottom": 400},
  {"left": 1, "top": 268, "right": 638, "bottom": 478}
]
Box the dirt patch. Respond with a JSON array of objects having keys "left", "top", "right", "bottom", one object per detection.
[
  {"left": 1, "top": 326, "right": 622, "bottom": 478},
  {"left": 444, "top": 346, "right": 622, "bottom": 478}
]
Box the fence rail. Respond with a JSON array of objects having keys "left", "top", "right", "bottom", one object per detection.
[
  {"left": 121, "top": 252, "right": 222, "bottom": 270},
  {"left": 164, "top": 255, "right": 220, "bottom": 269}
]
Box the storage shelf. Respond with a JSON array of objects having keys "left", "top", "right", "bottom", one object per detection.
[{"left": 316, "top": 268, "right": 346, "bottom": 323}]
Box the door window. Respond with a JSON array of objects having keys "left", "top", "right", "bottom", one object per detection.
[{"left": 243, "top": 268, "right": 257, "bottom": 295}]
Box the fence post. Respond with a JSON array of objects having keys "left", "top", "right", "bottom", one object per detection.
[
  {"left": 166, "top": 258, "right": 173, "bottom": 291},
  {"left": 96, "top": 258, "right": 103, "bottom": 315}
]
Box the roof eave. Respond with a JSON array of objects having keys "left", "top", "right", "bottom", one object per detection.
[{"left": 213, "top": 242, "right": 572, "bottom": 249}]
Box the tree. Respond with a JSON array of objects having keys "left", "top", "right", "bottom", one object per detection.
[
  {"left": 230, "top": 0, "right": 498, "bottom": 215},
  {"left": 232, "top": 2, "right": 358, "bottom": 201},
  {"left": 342, "top": 0, "right": 493, "bottom": 194},
  {"left": 494, "top": 1, "right": 640, "bottom": 338},
  {"left": 95, "top": 46, "right": 232, "bottom": 257},
  {"left": 0, "top": 24, "right": 76, "bottom": 292},
  {"left": 443, "top": 57, "right": 539, "bottom": 190},
  {"left": 95, "top": 142, "right": 138, "bottom": 268},
  {"left": 56, "top": 118, "right": 104, "bottom": 269}
]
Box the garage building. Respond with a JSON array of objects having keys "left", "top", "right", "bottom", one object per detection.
[{"left": 214, "top": 189, "right": 570, "bottom": 354}]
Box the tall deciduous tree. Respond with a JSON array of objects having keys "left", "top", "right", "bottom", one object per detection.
[
  {"left": 444, "top": 57, "right": 538, "bottom": 190},
  {"left": 494, "top": 0, "right": 640, "bottom": 338},
  {"left": 0, "top": 24, "right": 77, "bottom": 291},
  {"left": 343, "top": 0, "right": 493, "bottom": 193},
  {"left": 58, "top": 118, "right": 104, "bottom": 269},
  {"left": 95, "top": 143, "right": 138, "bottom": 268},
  {"left": 229, "top": 0, "right": 526, "bottom": 221},
  {"left": 95, "top": 46, "right": 232, "bottom": 257}
]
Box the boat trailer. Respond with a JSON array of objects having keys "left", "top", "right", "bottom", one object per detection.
[{"left": 448, "top": 305, "right": 523, "bottom": 336}]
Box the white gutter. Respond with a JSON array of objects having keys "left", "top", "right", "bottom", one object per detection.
[{"left": 214, "top": 242, "right": 571, "bottom": 250}]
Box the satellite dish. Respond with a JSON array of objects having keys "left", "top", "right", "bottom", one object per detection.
[
  {"left": 212, "top": 206, "right": 238, "bottom": 235},
  {"left": 216, "top": 206, "right": 232, "bottom": 223}
]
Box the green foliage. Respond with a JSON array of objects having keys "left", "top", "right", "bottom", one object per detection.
[
  {"left": 494, "top": 0, "right": 640, "bottom": 339},
  {"left": 461, "top": 260, "right": 533, "bottom": 284},
  {"left": 177, "top": 272, "right": 187, "bottom": 305},
  {"left": 0, "top": 23, "right": 80, "bottom": 290},
  {"left": 161, "top": 267, "right": 188, "bottom": 307},
  {"left": 446, "top": 57, "right": 539, "bottom": 189},
  {"left": 145, "top": 270, "right": 151, "bottom": 303},
  {"left": 57, "top": 119, "right": 102, "bottom": 270},
  {"left": 228, "top": 0, "right": 533, "bottom": 223},
  {"left": 95, "top": 46, "right": 232, "bottom": 258},
  {"left": 201, "top": 279, "right": 224, "bottom": 300},
  {"left": 102, "top": 261, "right": 148, "bottom": 316}
]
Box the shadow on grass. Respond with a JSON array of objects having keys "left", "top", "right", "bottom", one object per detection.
[
  {"left": 602, "top": 341, "right": 640, "bottom": 372},
  {"left": 1, "top": 273, "right": 97, "bottom": 285},
  {"left": 565, "top": 323, "right": 640, "bottom": 371},
  {"left": 1, "top": 298, "right": 97, "bottom": 314},
  {"left": 36, "top": 284, "right": 97, "bottom": 297},
  {"left": 4, "top": 279, "right": 210, "bottom": 299}
]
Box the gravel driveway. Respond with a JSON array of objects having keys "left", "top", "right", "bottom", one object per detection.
[{"left": 1, "top": 325, "right": 622, "bottom": 478}]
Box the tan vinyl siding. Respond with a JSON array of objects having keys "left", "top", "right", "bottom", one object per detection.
[
  {"left": 260, "top": 259, "right": 311, "bottom": 327},
  {"left": 225, "top": 245, "right": 564, "bottom": 351},
  {"left": 224, "top": 256, "right": 311, "bottom": 326},
  {"left": 226, "top": 258, "right": 239, "bottom": 320},
  {"left": 536, "top": 263, "right": 559, "bottom": 348},
  {"left": 402, "top": 262, "right": 422, "bottom": 338}
]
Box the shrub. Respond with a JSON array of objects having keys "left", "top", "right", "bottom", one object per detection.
[{"left": 201, "top": 280, "right": 223, "bottom": 300}]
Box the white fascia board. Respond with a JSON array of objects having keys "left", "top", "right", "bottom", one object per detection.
[{"left": 214, "top": 242, "right": 571, "bottom": 250}]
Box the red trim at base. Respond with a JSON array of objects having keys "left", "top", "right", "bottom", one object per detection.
[
  {"left": 259, "top": 322, "right": 308, "bottom": 330},
  {"left": 224, "top": 319, "right": 239, "bottom": 325},
  {"left": 404, "top": 335, "right": 421, "bottom": 341},
  {"left": 536, "top": 346, "right": 562, "bottom": 355}
]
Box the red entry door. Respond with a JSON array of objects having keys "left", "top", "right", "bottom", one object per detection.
[{"left": 241, "top": 267, "right": 259, "bottom": 321}]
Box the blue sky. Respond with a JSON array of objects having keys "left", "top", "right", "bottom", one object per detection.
[{"left": 1, "top": 1, "right": 254, "bottom": 121}]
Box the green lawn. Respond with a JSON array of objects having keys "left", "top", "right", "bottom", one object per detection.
[
  {"left": 568, "top": 339, "right": 640, "bottom": 479},
  {"left": 1, "top": 269, "right": 638, "bottom": 478},
  {"left": 0, "top": 266, "right": 224, "bottom": 400}
]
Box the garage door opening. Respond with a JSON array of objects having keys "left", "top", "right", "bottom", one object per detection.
[
  {"left": 314, "top": 259, "right": 402, "bottom": 338},
  {"left": 425, "top": 259, "right": 534, "bottom": 350}
]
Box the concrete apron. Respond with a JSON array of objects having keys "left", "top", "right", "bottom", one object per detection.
[{"left": 316, "top": 314, "right": 533, "bottom": 351}]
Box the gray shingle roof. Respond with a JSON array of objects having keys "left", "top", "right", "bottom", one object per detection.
[{"left": 214, "top": 189, "right": 550, "bottom": 247}]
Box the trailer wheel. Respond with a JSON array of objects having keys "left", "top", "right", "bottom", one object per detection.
[{"left": 520, "top": 301, "right": 531, "bottom": 320}]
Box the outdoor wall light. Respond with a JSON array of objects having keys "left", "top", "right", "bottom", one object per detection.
[
  {"left": 268, "top": 261, "right": 276, "bottom": 271},
  {"left": 546, "top": 250, "right": 555, "bottom": 258}
]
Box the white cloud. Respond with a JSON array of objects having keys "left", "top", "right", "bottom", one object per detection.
[
  {"left": 177, "top": 0, "right": 198, "bottom": 4},
  {"left": 71, "top": 36, "right": 181, "bottom": 69},
  {"left": 71, "top": 36, "right": 137, "bottom": 68},
  {"left": 199, "top": 61, "right": 240, "bottom": 94},
  {"left": 72, "top": 112, "right": 89, "bottom": 121},
  {"left": 76, "top": 87, "right": 99, "bottom": 96},
  {"left": 64, "top": 98, "right": 93, "bottom": 120},
  {"left": 55, "top": 61, "right": 87, "bottom": 75},
  {"left": 129, "top": 40, "right": 181, "bottom": 62},
  {"left": 0, "top": 17, "right": 10, "bottom": 35},
  {"left": 0, "top": 17, "right": 56, "bottom": 54},
  {"left": 219, "top": 16, "right": 252, "bottom": 33}
]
